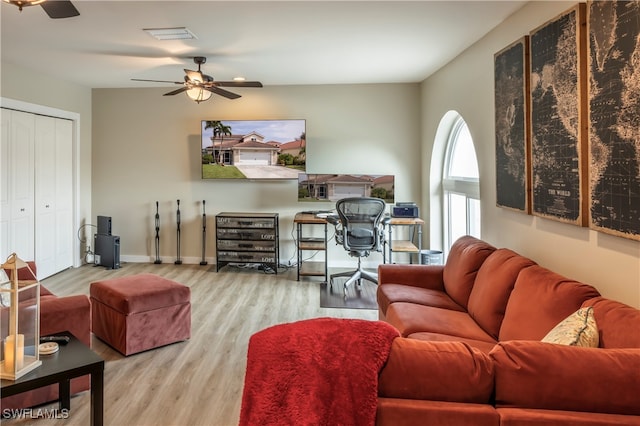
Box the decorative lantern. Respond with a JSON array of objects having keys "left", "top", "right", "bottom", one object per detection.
[{"left": 1, "top": 253, "right": 42, "bottom": 380}]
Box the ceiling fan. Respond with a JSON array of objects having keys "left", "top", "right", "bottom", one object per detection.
[
  {"left": 3, "top": 0, "right": 80, "bottom": 19},
  {"left": 132, "top": 56, "right": 263, "bottom": 103}
]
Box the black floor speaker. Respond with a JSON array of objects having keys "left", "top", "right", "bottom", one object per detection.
[{"left": 94, "top": 234, "right": 120, "bottom": 269}]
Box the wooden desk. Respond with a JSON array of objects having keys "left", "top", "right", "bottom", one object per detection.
[{"left": 294, "top": 213, "right": 330, "bottom": 283}]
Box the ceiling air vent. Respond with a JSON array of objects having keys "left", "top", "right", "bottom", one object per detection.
[{"left": 143, "top": 27, "right": 197, "bottom": 41}]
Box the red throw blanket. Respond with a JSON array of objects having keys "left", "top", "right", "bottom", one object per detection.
[{"left": 239, "top": 317, "right": 400, "bottom": 426}]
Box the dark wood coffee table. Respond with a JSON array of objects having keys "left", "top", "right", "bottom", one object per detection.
[{"left": 1, "top": 331, "right": 104, "bottom": 426}]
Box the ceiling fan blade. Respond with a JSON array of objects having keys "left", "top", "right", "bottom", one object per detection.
[
  {"left": 215, "top": 81, "right": 263, "bottom": 88},
  {"left": 163, "top": 87, "right": 189, "bottom": 96},
  {"left": 40, "top": 0, "right": 80, "bottom": 19},
  {"left": 205, "top": 86, "right": 241, "bottom": 100},
  {"left": 184, "top": 69, "right": 205, "bottom": 83},
  {"left": 132, "top": 78, "right": 183, "bottom": 85}
]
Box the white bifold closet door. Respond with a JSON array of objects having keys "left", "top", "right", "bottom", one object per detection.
[
  {"left": 34, "top": 115, "right": 73, "bottom": 279},
  {"left": 1, "top": 109, "right": 36, "bottom": 263},
  {"left": 0, "top": 108, "right": 73, "bottom": 279}
]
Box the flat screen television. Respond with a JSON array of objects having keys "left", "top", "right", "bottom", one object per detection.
[
  {"left": 201, "top": 119, "right": 306, "bottom": 180},
  {"left": 298, "top": 174, "right": 395, "bottom": 203}
]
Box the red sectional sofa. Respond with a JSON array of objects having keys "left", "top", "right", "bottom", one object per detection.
[
  {"left": 1, "top": 262, "right": 91, "bottom": 410},
  {"left": 376, "top": 236, "right": 640, "bottom": 425}
]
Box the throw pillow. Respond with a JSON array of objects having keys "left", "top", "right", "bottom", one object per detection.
[{"left": 541, "top": 307, "right": 599, "bottom": 347}]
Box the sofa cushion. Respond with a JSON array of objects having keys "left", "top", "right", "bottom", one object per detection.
[
  {"left": 467, "top": 249, "right": 536, "bottom": 339},
  {"left": 408, "top": 331, "right": 497, "bottom": 354},
  {"left": 40, "top": 295, "right": 92, "bottom": 346},
  {"left": 377, "top": 264, "right": 445, "bottom": 290},
  {"left": 541, "top": 307, "right": 599, "bottom": 347},
  {"left": 497, "top": 407, "right": 640, "bottom": 425},
  {"left": 19, "top": 261, "right": 37, "bottom": 280},
  {"left": 442, "top": 236, "right": 496, "bottom": 309},
  {"left": 4, "top": 261, "right": 53, "bottom": 298},
  {"left": 377, "top": 284, "right": 465, "bottom": 316},
  {"left": 499, "top": 266, "right": 601, "bottom": 341},
  {"left": 377, "top": 399, "right": 500, "bottom": 426},
  {"left": 491, "top": 341, "right": 640, "bottom": 416},
  {"left": 379, "top": 339, "right": 494, "bottom": 403},
  {"left": 581, "top": 297, "right": 640, "bottom": 349},
  {"left": 3, "top": 260, "right": 37, "bottom": 281},
  {"left": 386, "top": 302, "right": 496, "bottom": 342}
]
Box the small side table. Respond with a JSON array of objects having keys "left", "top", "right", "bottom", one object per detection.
[
  {"left": 1, "top": 331, "right": 104, "bottom": 426},
  {"left": 294, "top": 213, "right": 329, "bottom": 283},
  {"left": 385, "top": 217, "right": 425, "bottom": 264}
]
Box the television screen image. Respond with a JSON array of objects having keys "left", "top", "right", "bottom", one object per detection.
[
  {"left": 201, "top": 119, "right": 306, "bottom": 180},
  {"left": 298, "top": 174, "right": 395, "bottom": 203}
]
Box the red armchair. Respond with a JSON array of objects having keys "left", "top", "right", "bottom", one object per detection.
[{"left": 1, "top": 262, "right": 91, "bottom": 409}]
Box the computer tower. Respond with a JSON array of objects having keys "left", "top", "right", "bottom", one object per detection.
[
  {"left": 97, "top": 216, "right": 112, "bottom": 236},
  {"left": 94, "top": 234, "right": 120, "bottom": 269}
]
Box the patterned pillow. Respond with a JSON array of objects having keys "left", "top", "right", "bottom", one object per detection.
[{"left": 541, "top": 307, "right": 599, "bottom": 347}]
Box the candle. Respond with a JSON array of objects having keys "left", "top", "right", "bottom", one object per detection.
[{"left": 4, "top": 334, "right": 24, "bottom": 372}]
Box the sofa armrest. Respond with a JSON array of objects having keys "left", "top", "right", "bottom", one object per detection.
[
  {"left": 378, "top": 338, "right": 494, "bottom": 403},
  {"left": 378, "top": 264, "right": 445, "bottom": 291},
  {"left": 40, "top": 295, "right": 91, "bottom": 347},
  {"left": 491, "top": 341, "right": 640, "bottom": 416}
]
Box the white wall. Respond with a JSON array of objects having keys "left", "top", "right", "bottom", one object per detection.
[
  {"left": 421, "top": 1, "right": 640, "bottom": 308},
  {"left": 1, "top": 61, "right": 93, "bottom": 267},
  {"left": 91, "top": 84, "right": 421, "bottom": 266}
]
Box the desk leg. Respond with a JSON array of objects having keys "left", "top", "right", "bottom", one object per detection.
[
  {"left": 323, "top": 222, "right": 328, "bottom": 284},
  {"left": 91, "top": 368, "right": 104, "bottom": 426},
  {"left": 296, "top": 223, "right": 301, "bottom": 281},
  {"left": 418, "top": 224, "right": 423, "bottom": 264},
  {"left": 388, "top": 224, "right": 393, "bottom": 264},
  {"left": 59, "top": 379, "right": 71, "bottom": 411},
  {"left": 409, "top": 225, "right": 415, "bottom": 264}
]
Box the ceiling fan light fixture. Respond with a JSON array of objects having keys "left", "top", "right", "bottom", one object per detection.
[
  {"left": 186, "top": 87, "right": 212, "bottom": 104},
  {"left": 4, "top": 0, "right": 45, "bottom": 11},
  {"left": 133, "top": 56, "right": 261, "bottom": 101}
]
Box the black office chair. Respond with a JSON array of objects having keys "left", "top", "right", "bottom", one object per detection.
[{"left": 329, "top": 197, "right": 386, "bottom": 297}]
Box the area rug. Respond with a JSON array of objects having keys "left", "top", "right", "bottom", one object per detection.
[
  {"left": 319, "top": 278, "right": 378, "bottom": 310},
  {"left": 239, "top": 317, "right": 400, "bottom": 426}
]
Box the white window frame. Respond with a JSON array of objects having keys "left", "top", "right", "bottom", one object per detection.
[{"left": 442, "top": 116, "right": 481, "bottom": 251}]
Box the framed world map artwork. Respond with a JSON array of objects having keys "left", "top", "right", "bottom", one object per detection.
[
  {"left": 588, "top": 0, "right": 640, "bottom": 241},
  {"left": 529, "top": 4, "right": 588, "bottom": 226},
  {"left": 494, "top": 37, "right": 530, "bottom": 213}
]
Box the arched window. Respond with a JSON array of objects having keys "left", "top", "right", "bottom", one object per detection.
[{"left": 442, "top": 116, "right": 481, "bottom": 250}]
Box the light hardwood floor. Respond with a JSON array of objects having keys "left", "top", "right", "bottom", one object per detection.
[{"left": 3, "top": 262, "right": 377, "bottom": 426}]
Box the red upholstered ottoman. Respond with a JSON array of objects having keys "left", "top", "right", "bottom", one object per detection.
[{"left": 90, "top": 273, "right": 191, "bottom": 356}]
